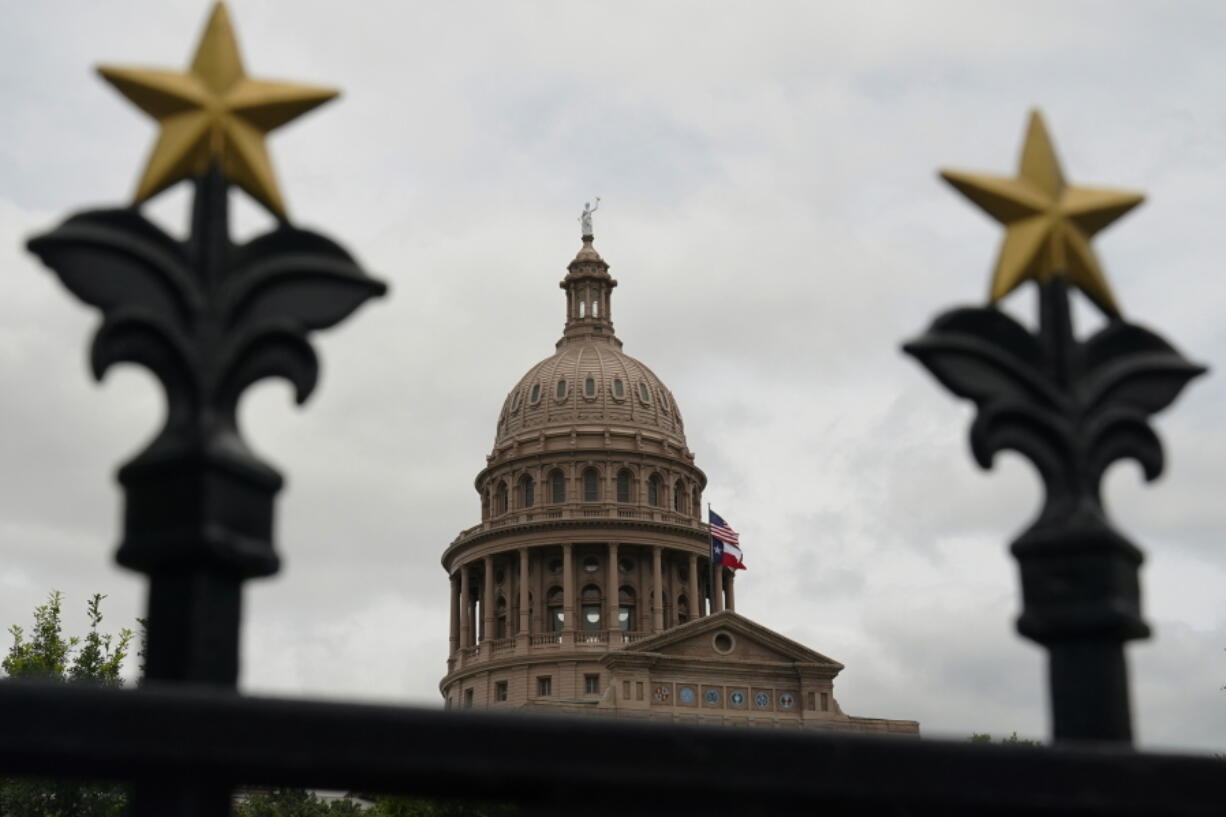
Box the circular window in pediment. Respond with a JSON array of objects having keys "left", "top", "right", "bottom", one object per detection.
[{"left": 712, "top": 631, "right": 735, "bottom": 655}]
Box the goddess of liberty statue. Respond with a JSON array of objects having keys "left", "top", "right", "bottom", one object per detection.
[{"left": 579, "top": 197, "right": 600, "bottom": 237}]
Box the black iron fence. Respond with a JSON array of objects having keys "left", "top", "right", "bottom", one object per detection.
[{"left": 2, "top": 10, "right": 1222, "bottom": 815}]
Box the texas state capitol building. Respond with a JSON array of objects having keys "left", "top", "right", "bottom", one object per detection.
[{"left": 440, "top": 221, "right": 918, "bottom": 736}]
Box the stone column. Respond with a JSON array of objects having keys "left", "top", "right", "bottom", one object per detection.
[
  {"left": 688, "top": 553, "right": 699, "bottom": 620},
  {"left": 563, "top": 543, "right": 576, "bottom": 633},
  {"left": 607, "top": 542, "right": 619, "bottom": 638},
  {"left": 712, "top": 564, "right": 724, "bottom": 614},
  {"left": 519, "top": 547, "right": 531, "bottom": 637},
  {"left": 534, "top": 551, "right": 544, "bottom": 633},
  {"left": 483, "top": 555, "right": 495, "bottom": 642},
  {"left": 726, "top": 569, "right": 736, "bottom": 612},
  {"left": 652, "top": 546, "right": 664, "bottom": 632},
  {"left": 449, "top": 571, "right": 460, "bottom": 657},
  {"left": 509, "top": 553, "right": 518, "bottom": 634},
  {"left": 459, "top": 564, "right": 472, "bottom": 648}
]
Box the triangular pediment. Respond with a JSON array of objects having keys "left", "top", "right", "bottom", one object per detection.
[{"left": 613, "top": 611, "right": 843, "bottom": 669}]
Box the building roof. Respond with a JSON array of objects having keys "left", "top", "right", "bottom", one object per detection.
[{"left": 604, "top": 610, "right": 846, "bottom": 672}]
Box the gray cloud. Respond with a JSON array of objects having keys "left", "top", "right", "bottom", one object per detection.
[{"left": 1, "top": 0, "right": 1223, "bottom": 754}]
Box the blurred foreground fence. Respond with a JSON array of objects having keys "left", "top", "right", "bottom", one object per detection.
[{"left": 1, "top": 680, "right": 1223, "bottom": 816}]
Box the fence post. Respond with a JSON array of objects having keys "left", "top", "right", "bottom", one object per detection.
[
  {"left": 26, "top": 6, "right": 386, "bottom": 810},
  {"left": 903, "top": 112, "right": 1205, "bottom": 743}
]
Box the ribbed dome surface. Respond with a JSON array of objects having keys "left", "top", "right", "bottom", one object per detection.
[{"left": 495, "top": 340, "right": 685, "bottom": 445}]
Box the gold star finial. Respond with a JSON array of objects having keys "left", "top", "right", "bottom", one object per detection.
[
  {"left": 940, "top": 110, "right": 1144, "bottom": 316},
  {"left": 97, "top": 2, "right": 338, "bottom": 216}
]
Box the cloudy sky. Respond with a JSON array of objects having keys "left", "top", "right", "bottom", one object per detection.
[{"left": 2, "top": 1, "right": 1224, "bottom": 753}]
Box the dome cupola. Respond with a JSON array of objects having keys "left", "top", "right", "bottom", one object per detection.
[{"left": 559, "top": 235, "right": 618, "bottom": 347}]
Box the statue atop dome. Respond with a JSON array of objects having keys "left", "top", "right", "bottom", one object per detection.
[{"left": 579, "top": 197, "right": 600, "bottom": 238}]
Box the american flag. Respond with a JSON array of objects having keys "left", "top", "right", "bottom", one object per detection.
[
  {"left": 709, "top": 510, "right": 739, "bottom": 545},
  {"left": 709, "top": 509, "right": 746, "bottom": 571}
]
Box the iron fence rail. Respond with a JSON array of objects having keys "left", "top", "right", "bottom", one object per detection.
[{"left": 1, "top": 681, "right": 1221, "bottom": 817}]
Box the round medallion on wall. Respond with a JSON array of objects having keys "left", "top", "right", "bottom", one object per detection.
[
  {"left": 779, "top": 693, "right": 795, "bottom": 710},
  {"left": 653, "top": 685, "right": 671, "bottom": 703},
  {"left": 678, "top": 686, "right": 696, "bottom": 705},
  {"left": 730, "top": 690, "right": 746, "bottom": 707},
  {"left": 703, "top": 688, "right": 721, "bottom": 706},
  {"left": 753, "top": 692, "right": 770, "bottom": 709}
]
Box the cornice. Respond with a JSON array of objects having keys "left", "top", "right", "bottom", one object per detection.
[{"left": 443, "top": 513, "right": 710, "bottom": 568}]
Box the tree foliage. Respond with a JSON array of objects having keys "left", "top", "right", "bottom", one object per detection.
[
  {"left": 234, "top": 789, "right": 368, "bottom": 817},
  {"left": 1, "top": 592, "right": 134, "bottom": 817},
  {"left": 233, "top": 790, "right": 515, "bottom": 817},
  {"left": 969, "top": 732, "right": 1041, "bottom": 746}
]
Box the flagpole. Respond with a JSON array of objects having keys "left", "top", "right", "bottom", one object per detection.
[{"left": 707, "top": 502, "right": 716, "bottom": 617}]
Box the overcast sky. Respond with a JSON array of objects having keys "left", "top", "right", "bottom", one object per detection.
[{"left": 1, "top": 1, "right": 1224, "bottom": 753}]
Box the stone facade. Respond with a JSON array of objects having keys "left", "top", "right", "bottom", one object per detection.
[{"left": 439, "top": 232, "right": 918, "bottom": 738}]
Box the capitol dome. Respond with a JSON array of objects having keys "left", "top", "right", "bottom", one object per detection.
[
  {"left": 494, "top": 236, "right": 686, "bottom": 446},
  {"left": 496, "top": 343, "right": 685, "bottom": 446}
]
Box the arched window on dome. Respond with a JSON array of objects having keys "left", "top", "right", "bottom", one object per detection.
[
  {"left": 549, "top": 469, "right": 566, "bottom": 504},
  {"left": 510, "top": 391, "right": 521, "bottom": 412},
  {"left": 647, "top": 474, "right": 662, "bottom": 507},
  {"left": 677, "top": 593, "right": 690, "bottom": 625},
  {"left": 520, "top": 475, "right": 535, "bottom": 508},
  {"left": 582, "top": 468, "right": 600, "bottom": 502},
  {"left": 481, "top": 489, "right": 490, "bottom": 520},
  {"left": 660, "top": 389, "right": 670, "bottom": 413},
  {"left": 616, "top": 469, "right": 633, "bottom": 503},
  {"left": 638, "top": 382, "right": 651, "bottom": 404},
  {"left": 618, "top": 586, "right": 636, "bottom": 632},
  {"left": 495, "top": 596, "right": 508, "bottom": 639},
  {"left": 673, "top": 479, "right": 686, "bottom": 514},
  {"left": 578, "top": 296, "right": 586, "bottom": 318},
  {"left": 581, "top": 584, "right": 602, "bottom": 632},
  {"left": 556, "top": 379, "right": 568, "bottom": 400},
  {"left": 546, "top": 586, "right": 564, "bottom": 633},
  {"left": 529, "top": 383, "right": 541, "bottom": 405},
  {"left": 612, "top": 378, "right": 625, "bottom": 399},
  {"left": 692, "top": 486, "right": 701, "bottom": 519},
  {"left": 495, "top": 481, "right": 508, "bottom": 515},
  {"left": 591, "top": 297, "right": 599, "bottom": 318},
  {"left": 584, "top": 376, "right": 596, "bottom": 398}
]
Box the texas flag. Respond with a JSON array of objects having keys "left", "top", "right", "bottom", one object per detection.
[{"left": 709, "top": 509, "right": 746, "bottom": 570}]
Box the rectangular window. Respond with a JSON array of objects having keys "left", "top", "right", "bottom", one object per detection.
[
  {"left": 636, "top": 681, "right": 644, "bottom": 701},
  {"left": 584, "top": 674, "right": 600, "bottom": 695},
  {"left": 807, "top": 691, "right": 816, "bottom": 711},
  {"left": 495, "top": 681, "right": 508, "bottom": 702},
  {"left": 623, "top": 681, "right": 631, "bottom": 699},
  {"left": 463, "top": 689, "right": 473, "bottom": 709},
  {"left": 537, "top": 676, "right": 552, "bottom": 697},
  {"left": 820, "top": 692, "right": 830, "bottom": 712}
]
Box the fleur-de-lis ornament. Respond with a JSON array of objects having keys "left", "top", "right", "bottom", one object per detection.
[
  {"left": 27, "top": 3, "right": 386, "bottom": 690},
  {"left": 904, "top": 111, "right": 1204, "bottom": 744}
]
